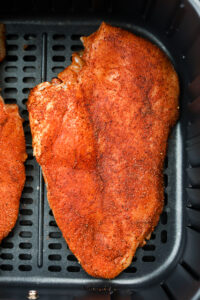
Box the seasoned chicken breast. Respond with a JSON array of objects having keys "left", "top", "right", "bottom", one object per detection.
[
  {"left": 28, "top": 23, "right": 179, "bottom": 278},
  {"left": 0, "top": 96, "right": 27, "bottom": 242}
]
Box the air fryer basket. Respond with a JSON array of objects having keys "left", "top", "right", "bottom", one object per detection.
[{"left": 0, "top": 0, "right": 200, "bottom": 299}]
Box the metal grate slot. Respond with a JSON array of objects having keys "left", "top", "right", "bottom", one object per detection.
[
  {"left": 0, "top": 264, "right": 13, "bottom": 271},
  {"left": 19, "top": 232, "right": 32, "bottom": 238},
  {"left": 49, "top": 243, "right": 62, "bottom": 250},
  {"left": 1, "top": 242, "right": 14, "bottom": 249},
  {"left": 67, "top": 255, "right": 78, "bottom": 262},
  {"left": 49, "top": 232, "right": 62, "bottom": 239},
  {"left": 19, "top": 220, "right": 33, "bottom": 226},
  {"left": 19, "top": 254, "right": 32, "bottom": 260},
  {"left": 49, "top": 221, "right": 58, "bottom": 227},
  {"left": 21, "top": 198, "right": 33, "bottom": 205},
  {"left": 71, "top": 34, "right": 83, "bottom": 40},
  {"left": 6, "top": 34, "right": 19, "bottom": 40},
  {"left": 18, "top": 265, "right": 32, "bottom": 271},
  {"left": 0, "top": 253, "right": 13, "bottom": 260},
  {"left": 67, "top": 266, "right": 80, "bottom": 272},
  {"left": 6, "top": 55, "right": 18, "bottom": 62},
  {"left": 52, "top": 66, "right": 64, "bottom": 73},
  {"left": 142, "top": 256, "right": 155, "bottom": 262},
  {"left": 124, "top": 267, "right": 137, "bottom": 273},
  {"left": 5, "top": 76, "right": 17, "bottom": 83},
  {"left": 161, "top": 212, "right": 168, "bottom": 225},
  {"left": 24, "top": 34, "right": 36, "bottom": 40},
  {"left": 161, "top": 230, "right": 167, "bottom": 243},
  {"left": 48, "top": 266, "right": 61, "bottom": 272},
  {"left": 19, "top": 243, "right": 32, "bottom": 249},
  {"left": 71, "top": 45, "right": 84, "bottom": 51},
  {"left": 49, "top": 255, "right": 61, "bottom": 261}
]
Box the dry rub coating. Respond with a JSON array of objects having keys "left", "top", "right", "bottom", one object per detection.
[
  {"left": 28, "top": 23, "right": 179, "bottom": 278},
  {"left": 0, "top": 96, "right": 27, "bottom": 242}
]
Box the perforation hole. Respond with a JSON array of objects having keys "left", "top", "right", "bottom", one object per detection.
[
  {"left": 49, "top": 210, "right": 53, "bottom": 216},
  {"left": 52, "top": 45, "right": 65, "bottom": 51},
  {"left": 52, "top": 66, "right": 64, "bottom": 73},
  {"left": 7, "top": 45, "right": 18, "bottom": 51},
  {"left": 71, "top": 34, "right": 82, "bottom": 41},
  {"left": 150, "top": 233, "right": 156, "bottom": 240},
  {"left": 24, "top": 34, "right": 36, "bottom": 40},
  {"left": 67, "top": 255, "right": 78, "bottom": 262},
  {"left": 19, "top": 220, "right": 32, "bottom": 226},
  {"left": 23, "top": 66, "right": 36, "bottom": 72},
  {"left": 0, "top": 264, "right": 13, "bottom": 271},
  {"left": 67, "top": 266, "right": 80, "bottom": 272},
  {"left": 23, "top": 77, "right": 35, "bottom": 83},
  {"left": 4, "top": 87, "right": 17, "bottom": 94},
  {"left": 23, "top": 55, "right": 36, "bottom": 62},
  {"left": 71, "top": 45, "right": 84, "bottom": 51},
  {"left": 26, "top": 176, "right": 33, "bottom": 183},
  {"left": 49, "top": 221, "right": 57, "bottom": 227},
  {"left": 53, "top": 34, "right": 65, "bottom": 40},
  {"left": 25, "top": 165, "right": 34, "bottom": 171},
  {"left": 19, "top": 243, "right": 32, "bottom": 249},
  {"left": 161, "top": 230, "right": 167, "bottom": 243},
  {"left": 24, "top": 45, "right": 36, "bottom": 51},
  {"left": 5, "top": 77, "right": 17, "bottom": 83},
  {"left": 124, "top": 267, "right": 137, "bottom": 273},
  {"left": 49, "top": 255, "right": 61, "bottom": 261},
  {"left": 20, "top": 209, "right": 33, "bottom": 216},
  {"left": 142, "top": 256, "right": 155, "bottom": 262},
  {"left": 23, "top": 88, "right": 30, "bottom": 94},
  {"left": 4, "top": 98, "right": 17, "bottom": 104},
  {"left": 132, "top": 257, "right": 137, "bottom": 262},
  {"left": 49, "top": 232, "right": 61, "bottom": 239},
  {"left": 164, "top": 174, "right": 168, "bottom": 187},
  {"left": 19, "top": 265, "right": 32, "bottom": 271},
  {"left": 164, "top": 192, "right": 168, "bottom": 206},
  {"left": 48, "top": 266, "right": 61, "bottom": 272},
  {"left": 49, "top": 243, "right": 62, "bottom": 250},
  {"left": 143, "top": 244, "right": 155, "bottom": 251},
  {"left": 5, "top": 66, "right": 17, "bottom": 72},
  {"left": 19, "top": 254, "right": 32, "bottom": 260},
  {"left": 1, "top": 242, "right": 14, "bottom": 249},
  {"left": 23, "top": 187, "right": 33, "bottom": 193},
  {"left": 7, "top": 34, "right": 18, "bottom": 40},
  {"left": 0, "top": 253, "right": 13, "bottom": 260},
  {"left": 6, "top": 55, "right": 18, "bottom": 62},
  {"left": 19, "top": 231, "right": 32, "bottom": 238},
  {"left": 22, "top": 98, "right": 28, "bottom": 105},
  {"left": 161, "top": 212, "right": 168, "bottom": 225},
  {"left": 52, "top": 56, "right": 65, "bottom": 62},
  {"left": 21, "top": 198, "right": 33, "bottom": 205}
]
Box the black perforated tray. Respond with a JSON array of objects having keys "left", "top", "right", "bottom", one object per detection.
[{"left": 0, "top": 1, "right": 200, "bottom": 299}]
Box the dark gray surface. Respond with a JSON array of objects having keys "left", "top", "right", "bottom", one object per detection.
[{"left": 0, "top": 0, "right": 200, "bottom": 299}]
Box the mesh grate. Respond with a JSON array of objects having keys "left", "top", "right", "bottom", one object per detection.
[{"left": 0, "top": 22, "right": 178, "bottom": 284}]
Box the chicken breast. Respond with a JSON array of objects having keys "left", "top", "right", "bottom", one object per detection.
[
  {"left": 27, "top": 23, "right": 179, "bottom": 278},
  {"left": 0, "top": 24, "right": 6, "bottom": 62},
  {"left": 0, "top": 96, "right": 27, "bottom": 242}
]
